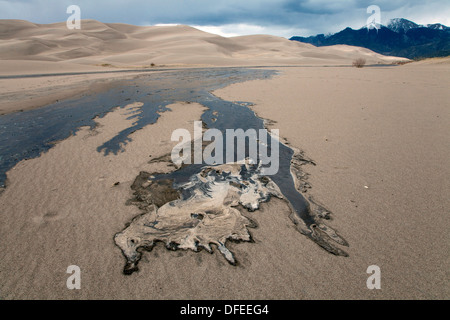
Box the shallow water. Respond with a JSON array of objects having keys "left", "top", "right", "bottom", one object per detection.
[
  {"left": 0, "top": 67, "right": 347, "bottom": 269},
  {"left": 0, "top": 68, "right": 273, "bottom": 187}
]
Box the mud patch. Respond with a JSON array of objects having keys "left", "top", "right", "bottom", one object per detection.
[{"left": 114, "top": 160, "right": 283, "bottom": 274}]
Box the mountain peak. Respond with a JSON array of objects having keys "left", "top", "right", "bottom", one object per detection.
[
  {"left": 427, "top": 23, "right": 449, "bottom": 30},
  {"left": 386, "top": 18, "right": 420, "bottom": 33}
]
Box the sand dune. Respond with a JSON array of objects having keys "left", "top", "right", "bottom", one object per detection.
[
  {"left": 404, "top": 56, "right": 450, "bottom": 66},
  {"left": 0, "top": 19, "right": 408, "bottom": 71}
]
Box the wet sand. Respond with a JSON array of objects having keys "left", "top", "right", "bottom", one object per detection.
[
  {"left": 0, "top": 68, "right": 159, "bottom": 115},
  {"left": 0, "top": 62, "right": 448, "bottom": 299}
]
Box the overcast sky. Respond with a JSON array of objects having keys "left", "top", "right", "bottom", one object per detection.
[{"left": 1, "top": 0, "right": 449, "bottom": 37}]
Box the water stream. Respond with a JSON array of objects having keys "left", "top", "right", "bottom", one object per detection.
[{"left": 0, "top": 68, "right": 348, "bottom": 273}]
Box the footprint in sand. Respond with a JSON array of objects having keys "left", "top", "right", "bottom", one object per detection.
[{"left": 32, "top": 210, "right": 66, "bottom": 225}]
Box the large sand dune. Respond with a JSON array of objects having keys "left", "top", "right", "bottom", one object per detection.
[{"left": 0, "top": 19, "right": 407, "bottom": 70}]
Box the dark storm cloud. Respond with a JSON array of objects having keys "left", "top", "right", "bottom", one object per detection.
[{"left": 0, "top": 0, "right": 449, "bottom": 36}]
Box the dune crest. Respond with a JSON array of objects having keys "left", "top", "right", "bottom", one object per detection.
[{"left": 0, "top": 19, "right": 408, "bottom": 69}]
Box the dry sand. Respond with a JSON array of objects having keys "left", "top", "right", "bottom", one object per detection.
[{"left": 0, "top": 19, "right": 448, "bottom": 300}]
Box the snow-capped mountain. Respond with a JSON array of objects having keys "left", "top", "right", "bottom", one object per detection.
[
  {"left": 426, "top": 23, "right": 449, "bottom": 30},
  {"left": 386, "top": 18, "right": 449, "bottom": 33},
  {"left": 290, "top": 18, "right": 450, "bottom": 59},
  {"left": 387, "top": 18, "right": 420, "bottom": 33}
]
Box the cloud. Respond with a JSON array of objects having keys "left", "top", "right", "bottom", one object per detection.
[
  {"left": 0, "top": 0, "right": 449, "bottom": 37},
  {"left": 193, "top": 24, "right": 311, "bottom": 38}
]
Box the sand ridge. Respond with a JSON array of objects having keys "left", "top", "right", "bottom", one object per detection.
[{"left": 0, "top": 19, "right": 408, "bottom": 69}]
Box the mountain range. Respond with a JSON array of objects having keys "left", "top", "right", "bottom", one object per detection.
[{"left": 290, "top": 18, "right": 450, "bottom": 59}]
